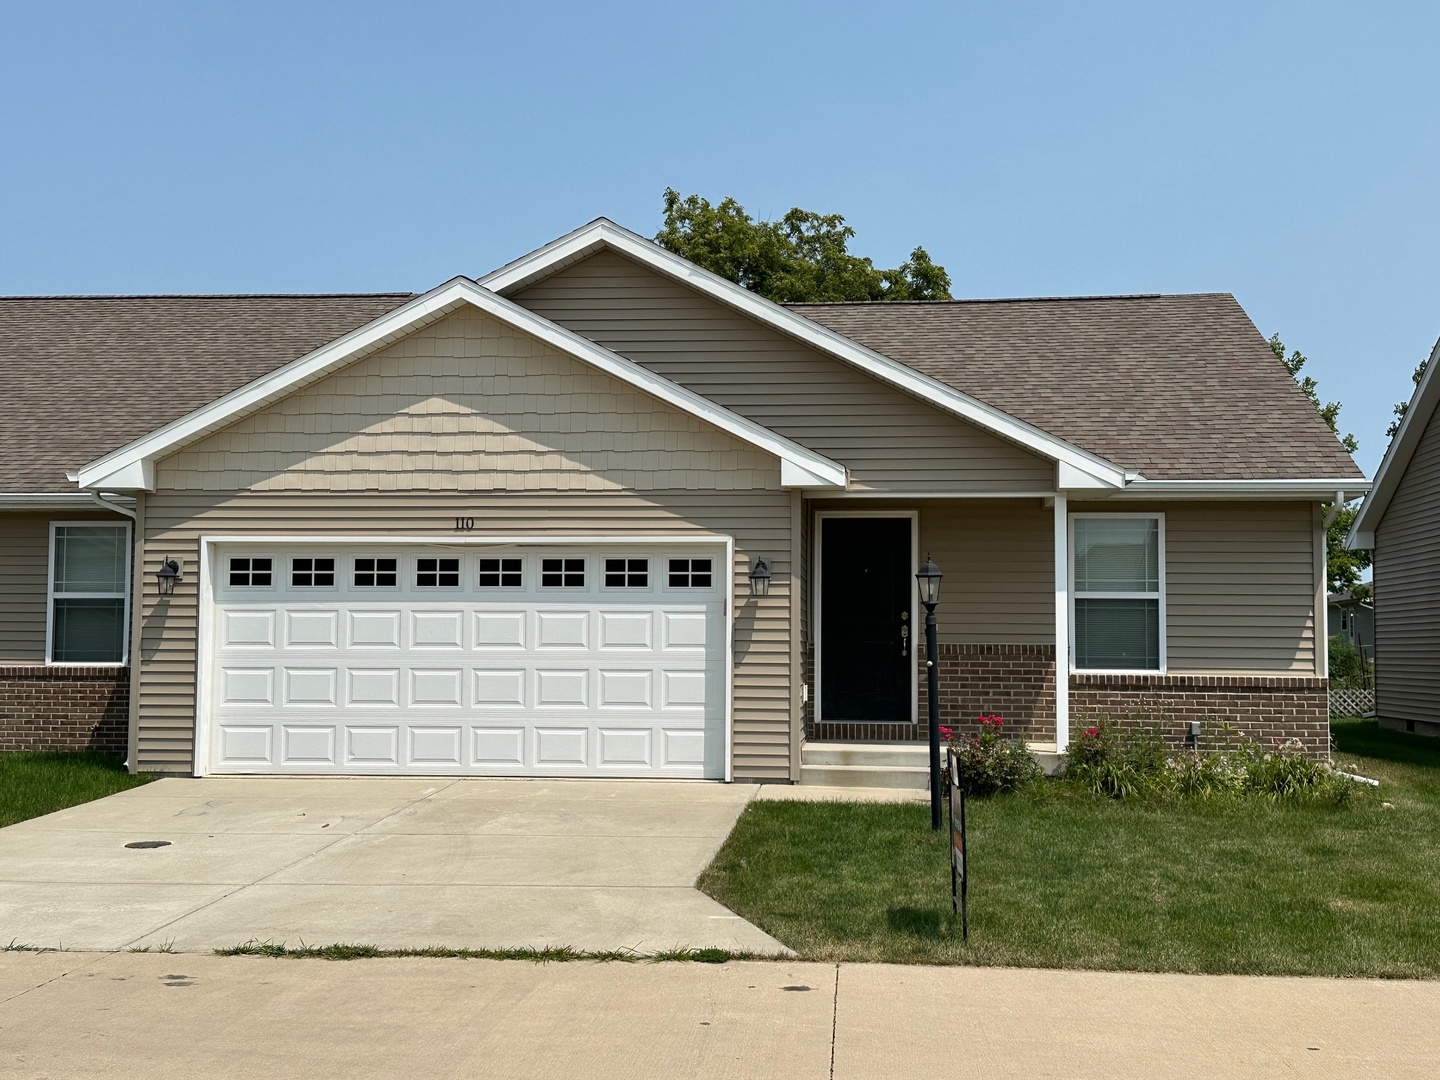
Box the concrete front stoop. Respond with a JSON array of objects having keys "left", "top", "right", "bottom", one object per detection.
[{"left": 799, "top": 740, "right": 1067, "bottom": 788}]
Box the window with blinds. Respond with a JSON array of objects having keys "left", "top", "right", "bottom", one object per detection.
[
  {"left": 50, "top": 524, "right": 130, "bottom": 664},
  {"left": 1072, "top": 515, "right": 1163, "bottom": 671}
]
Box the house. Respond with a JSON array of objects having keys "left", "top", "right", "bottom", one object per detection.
[
  {"left": 0, "top": 219, "right": 1366, "bottom": 780},
  {"left": 1347, "top": 338, "right": 1440, "bottom": 737},
  {"left": 1326, "top": 589, "right": 1374, "bottom": 654}
]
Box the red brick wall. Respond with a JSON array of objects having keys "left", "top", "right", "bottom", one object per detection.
[
  {"left": 806, "top": 643, "right": 1056, "bottom": 742},
  {"left": 0, "top": 666, "right": 129, "bottom": 755},
  {"left": 804, "top": 645, "right": 1330, "bottom": 755},
  {"left": 1070, "top": 673, "right": 1330, "bottom": 757}
]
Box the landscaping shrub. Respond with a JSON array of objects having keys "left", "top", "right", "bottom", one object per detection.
[
  {"left": 943, "top": 714, "right": 1043, "bottom": 796},
  {"left": 1064, "top": 724, "right": 1361, "bottom": 804}
]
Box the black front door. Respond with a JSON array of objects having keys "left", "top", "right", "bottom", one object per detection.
[{"left": 820, "top": 517, "right": 912, "bottom": 723}]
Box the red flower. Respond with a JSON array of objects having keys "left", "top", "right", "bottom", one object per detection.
[
  {"left": 978, "top": 713, "right": 1005, "bottom": 731},
  {"left": 939, "top": 726, "right": 953, "bottom": 739},
  {"left": 1085, "top": 726, "right": 1101, "bottom": 738}
]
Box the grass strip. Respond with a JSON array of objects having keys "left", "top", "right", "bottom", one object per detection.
[{"left": 216, "top": 941, "right": 753, "bottom": 963}]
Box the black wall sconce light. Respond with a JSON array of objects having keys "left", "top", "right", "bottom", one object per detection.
[
  {"left": 156, "top": 558, "right": 181, "bottom": 596},
  {"left": 748, "top": 558, "right": 772, "bottom": 598}
]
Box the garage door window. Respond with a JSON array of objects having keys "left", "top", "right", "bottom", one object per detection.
[
  {"left": 478, "top": 558, "right": 523, "bottom": 588},
  {"left": 228, "top": 557, "right": 273, "bottom": 587},
  {"left": 291, "top": 557, "right": 335, "bottom": 587},
  {"left": 668, "top": 558, "right": 713, "bottom": 588},
  {"left": 604, "top": 558, "right": 648, "bottom": 588},
  {"left": 354, "top": 558, "right": 398, "bottom": 587},
  {"left": 541, "top": 558, "right": 585, "bottom": 588},
  {"left": 49, "top": 523, "right": 130, "bottom": 664},
  {"left": 416, "top": 557, "right": 460, "bottom": 588}
]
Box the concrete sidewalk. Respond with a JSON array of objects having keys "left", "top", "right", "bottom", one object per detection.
[{"left": 2, "top": 952, "right": 1436, "bottom": 1079}]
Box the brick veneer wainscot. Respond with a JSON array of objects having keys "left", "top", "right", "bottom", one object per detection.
[
  {"left": 1070, "top": 673, "right": 1330, "bottom": 757},
  {"left": 0, "top": 666, "right": 129, "bottom": 754},
  {"left": 805, "top": 645, "right": 1330, "bottom": 756}
]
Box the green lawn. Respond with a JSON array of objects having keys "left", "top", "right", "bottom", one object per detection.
[
  {"left": 0, "top": 752, "right": 156, "bottom": 828},
  {"left": 699, "top": 719, "right": 1440, "bottom": 977}
]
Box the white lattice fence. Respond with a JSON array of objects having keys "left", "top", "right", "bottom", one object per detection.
[{"left": 1329, "top": 688, "right": 1375, "bottom": 717}]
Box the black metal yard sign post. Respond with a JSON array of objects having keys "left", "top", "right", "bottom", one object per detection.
[{"left": 947, "top": 747, "right": 968, "bottom": 941}]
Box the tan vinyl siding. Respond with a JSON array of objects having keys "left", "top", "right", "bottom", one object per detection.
[
  {"left": 157, "top": 307, "right": 779, "bottom": 494},
  {"left": 511, "top": 250, "right": 1055, "bottom": 493},
  {"left": 807, "top": 499, "right": 1054, "bottom": 645},
  {"left": 0, "top": 510, "right": 129, "bottom": 664},
  {"left": 138, "top": 307, "right": 794, "bottom": 777},
  {"left": 1374, "top": 401, "right": 1440, "bottom": 723},
  {"left": 808, "top": 499, "right": 1318, "bottom": 670},
  {"left": 1074, "top": 500, "right": 1320, "bottom": 674}
]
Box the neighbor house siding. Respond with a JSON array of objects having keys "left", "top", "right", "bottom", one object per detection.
[
  {"left": 1374, "top": 401, "right": 1440, "bottom": 725},
  {"left": 510, "top": 250, "right": 1055, "bottom": 494},
  {"left": 136, "top": 307, "right": 795, "bottom": 779},
  {"left": 1072, "top": 500, "right": 1320, "bottom": 674},
  {"left": 0, "top": 510, "right": 130, "bottom": 664}
]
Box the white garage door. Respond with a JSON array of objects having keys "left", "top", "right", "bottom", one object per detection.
[{"left": 203, "top": 541, "right": 729, "bottom": 778}]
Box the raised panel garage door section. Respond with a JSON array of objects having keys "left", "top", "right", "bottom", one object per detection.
[{"left": 204, "top": 542, "right": 728, "bottom": 778}]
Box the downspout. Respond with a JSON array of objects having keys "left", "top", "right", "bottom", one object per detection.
[
  {"left": 90, "top": 492, "right": 138, "bottom": 521},
  {"left": 1322, "top": 491, "right": 1346, "bottom": 530}
]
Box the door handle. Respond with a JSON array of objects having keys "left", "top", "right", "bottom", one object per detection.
[{"left": 900, "top": 623, "right": 909, "bottom": 657}]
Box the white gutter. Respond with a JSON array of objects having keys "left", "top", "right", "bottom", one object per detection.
[
  {"left": 1322, "top": 491, "right": 1348, "bottom": 530},
  {"left": 1109, "top": 479, "right": 1371, "bottom": 501},
  {"left": 0, "top": 492, "right": 137, "bottom": 512}
]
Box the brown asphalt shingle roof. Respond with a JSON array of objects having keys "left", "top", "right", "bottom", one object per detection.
[
  {"left": 790, "top": 293, "right": 1364, "bottom": 481},
  {"left": 0, "top": 288, "right": 1362, "bottom": 493},
  {"left": 0, "top": 294, "right": 414, "bottom": 492}
]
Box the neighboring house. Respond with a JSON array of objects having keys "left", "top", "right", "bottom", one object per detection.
[
  {"left": 1348, "top": 338, "right": 1440, "bottom": 737},
  {"left": 0, "top": 219, "right": 1366, "bottom": 779},
  {"left": 1327, "top": 590, "right": 1374, "bottom": 654}
]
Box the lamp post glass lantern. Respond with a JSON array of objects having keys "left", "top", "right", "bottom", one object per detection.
[
  {"left": 916, "top": 555, "right": 943, "bottom": 829},
  {"left": 749, "top": 557, "right": 771, "bottom": 598}
]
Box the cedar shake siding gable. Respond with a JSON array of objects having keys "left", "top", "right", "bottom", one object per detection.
[
  {"left": 134, "top": 307, "right": 795, "bottom": 778},
  {"left": 509, "top": 249, "right": 1056, "bottom": 494},
  {"left": 156, "top": 308, "right": 782, "bottom": 493}
]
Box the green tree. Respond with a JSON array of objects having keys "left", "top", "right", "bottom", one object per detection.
[
  {"left": 1269, "top": 334, "right": 1369, "bottom": 593},
  {"left": 1385, "top": 357, "right": 1429, "bottom": 437},
  {"left": 655, "top": 189, "right": 951, "bottom": 303}
]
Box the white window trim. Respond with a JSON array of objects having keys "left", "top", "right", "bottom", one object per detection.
[
  {"left": 46, "top": 520, "right": 132, "bottom": 668},
  {"left": 1068, "top": 512, "right": 1167, "bottom": 675}
]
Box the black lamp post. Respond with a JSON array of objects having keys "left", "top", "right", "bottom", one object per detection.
[{"left": 916, "top": 555, "right": 943, "bottom": 829}]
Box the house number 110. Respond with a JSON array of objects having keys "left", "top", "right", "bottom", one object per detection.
[{"left": 454, "top": 517, "right": 475, "bottom": 532}]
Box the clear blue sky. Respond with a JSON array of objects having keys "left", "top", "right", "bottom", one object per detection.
[{"left": 2, "top": 1, "right": 1435, "bottom": 476}]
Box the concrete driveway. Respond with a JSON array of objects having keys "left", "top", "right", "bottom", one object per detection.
[{"left": 0, "top": 777, "right": 787, "bottom": 955}]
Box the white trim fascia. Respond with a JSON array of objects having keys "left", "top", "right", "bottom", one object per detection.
[
  {"left": 811, "top": 510, "right": 920, "bottom": 728},
  {"left": 46, "top": 519, "right": 132, "bottom": 668},
  {"left": 803, "top": 489, "right": 1052, "bottom": 500},
  {"left": 479, "top": 219, "right": 1129, "bottom": 488},
  {"left": 76, "top": 277, "right": 847, "bottom": 493},
  {"left": 1348, "top": 336, "right": 1440, "bottom": 549},
  {"left": 1053, "top": 494, "right": 1069, "bottom": 752},
  {"left": 1109, "top": 479, "right": 1371, "bottom": 501},
  {"left": 0, "top": 492, "right": 136, "bottom": 511}
]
